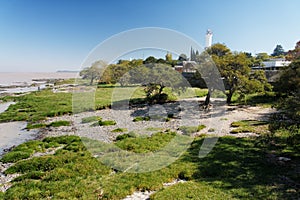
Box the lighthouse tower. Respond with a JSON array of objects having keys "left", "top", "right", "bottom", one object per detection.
[{"left": 205, "top": 29, "right": 213, "bottom": 48}]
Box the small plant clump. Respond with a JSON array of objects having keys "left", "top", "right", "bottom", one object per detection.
[
  {"left": 133, "top": 116, "right": 150, "bottom": 122},
  {"left": 178, "top": 125, "right": 206, "bottom": 135},
  {"left": 26, "top": 120, "right": 71, "bottom": 129},
  {"left": 112, "top": 128, "right": 128, "bottom": 133},
  {"left": 81, "top": 116, "right": 102, "bottom": 123}
]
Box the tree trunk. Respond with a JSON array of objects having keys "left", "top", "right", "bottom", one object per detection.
[
  {"left": 226, "top": 90, "right": 233, "bottom": 105},
  {"left": 90, "top": 77, "right": 94, "bottom": 85},
  {"left": 204, "top": 88, "right": 211, "bottom": 105}
]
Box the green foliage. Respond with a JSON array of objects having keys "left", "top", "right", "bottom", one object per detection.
[
  {"left": 81, "top": 116, "right": 102, "bottom": 123},
  {"left": 48, "top": 120, "right": 71, "bottom": 127},
  {"left": 26, "top": 120, "right": 71, "bottom": 129},
  {"left": 80, "top": 60, "right": 107, "bottom": 85},
  {"left": 98, "top": 120, "right": 116, "bottom": 126},
  {"left": 230, "top": 120, "right": 269, "bottom": 134},
  {"left": 133, "top": 116, "right": 150, "bottom": 122},
  {"left": 274, "top": 59, "right": 300, "bottom": 127},
  {"left": 207, "top": 44, "right": 272, "bottom": 104},
  {"left": 178, "top": 125, "right": 206, "bottom": 135},
  {"left": 0, "top": 89, "right": 72, "bottom": 123},
  {"left": 0, "top": 151, "right": 31, "bottom": 163},
  {"left": 1, "top": 132, "right": 299, "bottom": 199},
  {"left": 26, "top": 123, "right": 47, "bottom": 129},
  {"left": 271, "top": 44, "right": 285, "bottom": 57},
  {"left": 115, "top": 132, "right": 138, "bottom": 141},
  {"left": 150, "top": 181, "right": 234, "bottom": 200},
  {"left": 111, "top": 128, "right": 128, "bottom": 133}
]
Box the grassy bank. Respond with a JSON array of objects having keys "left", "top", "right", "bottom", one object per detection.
[
  {"left": 0, "top": 85, "right": 206, "bottom": 123},
  {"left": 0, "top": 129, "right": 299, "bottom": 199}
]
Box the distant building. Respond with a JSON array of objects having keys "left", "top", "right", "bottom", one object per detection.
[{"left": 252, "top": 58, "right": 291, "bottom": 71}]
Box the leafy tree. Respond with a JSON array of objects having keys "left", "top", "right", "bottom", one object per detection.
[
  {"left": 207, "top": 44, "right": 272, "bottom": 104},
  {"left": 178, "top": 54, "right": 187, "bottom": 61},
  {"left": 143, "top": 56, "right": 157, "bottom": 64},
  {"left": 128, "top": 63, "right": 187, "bottom": 103},
  {"left": 274, "top": 59, "right": 300, "bottom": 127},
  {"left": 165, "top": 53, "right": 172, "bottom": 63},
  {"left": 80, "top": 60, "right": 107, "bottom": 85},
  {"left": 256, "top": 53, "right": 270, "bottom": 61},
  {"left": 271, "top": 44, "right": 285, "bottom": 57},
  {"left": 286, "top": 41, "right": 300, "bottom": 61}
]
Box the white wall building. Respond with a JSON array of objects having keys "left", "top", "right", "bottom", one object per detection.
[{"left": 253, "top": 58, "right": 291, "bottom": 70}]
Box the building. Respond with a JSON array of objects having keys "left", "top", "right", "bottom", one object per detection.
[{"left": 252, "top": 58, "right": 291, "bottom": 71}]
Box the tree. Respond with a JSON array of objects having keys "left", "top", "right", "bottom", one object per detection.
[
  {"left": 80, "top": 60, "right": 107, "bottom": 85},
  {"left": 143, "top": 56, "right": 157, "bottom": 64},
  {"left": 207, "top": 44, "right": 272, "bottom": 104},
  {"left": 128, "top": 63, "right": 187, "bottom": 103},
  {"left": 178, "top": 54, "right": 187, "bottom": 61},
  {"left": 286, "top": 41, "right": 300, "bottom": 61},
  {"left": 274, "top": 59, "right": 300, "bottom": 127},
  {"left": 271, "top": 44, "right": 285, "bottom": 57},
  {"left": 165, "top": 52, "right": 172, "bottom": 63},
  {"left": 256, "top": 53, "right": 270, "bottom": 61}
]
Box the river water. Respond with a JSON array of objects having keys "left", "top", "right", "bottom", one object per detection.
[
  {"left": 0, "top": 102, "right": 38, "bottom": 157},
  {"left": 0, "top": 72, "right": 78, "bottom": 94}
]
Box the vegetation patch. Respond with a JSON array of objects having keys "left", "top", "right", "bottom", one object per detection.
[
  {"left": 115, "top": 132, "right": 138, "bottom": 141},
  {"left": 98, "top": 120, "right": 116, "bottom": 126},
  {"left": 230, "top": 120, "right": 269, "bottom": 134},
  {"left": 178, "top": 125, "right": 206, "bottom": 135},
  {"left": 81, "top": 116, "right": 102, "bottom": 123},
  {"left": 26, "top": 120, "right": 71, "bottom": 129},
  {"left": 133, "top": 116, "right": 150, "bottom": 122},
  {"left": 112, "top": 128, "right": 128, "bottom": 133},
  {"left": 150, "top": 181, "right": 234, "bottom": 200}
]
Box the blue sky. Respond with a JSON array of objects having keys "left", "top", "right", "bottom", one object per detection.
[{"left": 0, "top": 0, "right": 299, "bottom": 72}]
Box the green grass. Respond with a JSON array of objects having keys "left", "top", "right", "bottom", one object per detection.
[
  {"left": 178, "top": 125, "right": 206, "bottom": 135},
  {"left": 1, "top": 132, "right": 299, "bottom": 199},
  {"left": 150, "top": 181, "right": 235, "bottom": 200},
  {"left": 133, "top": 116, "right": 150, "bottom": 122},
  {"left": 26, "top": 120, "right": 71, "bottom": 129},
  {"left": 81, "top": 116, "right": 102, "bottom": 123},
  {"left": 230, "top": 120, "right": 269, "bottom": 134},
  {"left": 112, "top": 128, "right": 128, "bottom": 133},
  {"left": 0, "top": 85, "right": 205, "bottom": 123},
  {"left": 98, "top": 120, "right": 117, "bottom": 126}
]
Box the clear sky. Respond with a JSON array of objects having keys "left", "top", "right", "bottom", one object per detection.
[{"left": 0, "top": 0, "right": 299, "bottom": 72}]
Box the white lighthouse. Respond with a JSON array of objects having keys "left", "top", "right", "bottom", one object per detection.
[{"left": 205, "top": 29, "right": 213, "bottom": 48}]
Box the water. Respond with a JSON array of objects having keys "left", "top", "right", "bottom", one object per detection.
[
  {"left": 0, "top": 72, "right": 78, "bottom": 94},
  {"left": 0, "top": 72, "right": 78, "bottom": 86}
]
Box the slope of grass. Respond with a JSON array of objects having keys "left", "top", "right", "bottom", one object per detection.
[{"left": 1, "top": 132, "right": 298, "bottom": 199}]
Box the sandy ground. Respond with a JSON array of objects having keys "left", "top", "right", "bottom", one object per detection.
[{"left": 41, "top": 98, "right": 276, "bottom": 141}]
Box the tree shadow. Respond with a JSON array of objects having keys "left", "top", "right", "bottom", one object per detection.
[{"left": 181, "top": 136, "right": 300, "bottom": 199}]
